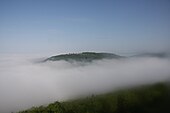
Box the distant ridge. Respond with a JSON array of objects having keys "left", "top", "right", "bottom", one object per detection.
[
  {"left": 44, "top": 52, "right": 122, "bottom": 62},
  {"left": 132, "top": 52, "right": 169, "bottom": 58}
]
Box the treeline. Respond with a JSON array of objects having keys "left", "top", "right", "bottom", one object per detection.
[
  {"left": 44, "top": 52, "right": 121, "bottom": 62},
  {"left": 18, "top": 83, "right": 170, "bottom": 113}
]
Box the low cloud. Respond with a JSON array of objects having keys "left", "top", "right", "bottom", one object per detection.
[{"left": 0, "top": 54, "right": 170, "bottom": 112}]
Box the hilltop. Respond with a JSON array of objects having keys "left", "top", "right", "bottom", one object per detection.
[{"left": 44, "top": 52, "right": 122, "bottom": 62}]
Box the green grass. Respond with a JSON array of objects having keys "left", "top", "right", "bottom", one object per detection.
[{"left": 18, "top": 83, "right": 170, "bottom": 113}]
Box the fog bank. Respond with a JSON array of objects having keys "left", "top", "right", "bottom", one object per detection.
[{"left": 0, "top": 54, "right": 170, "bottom": 112}]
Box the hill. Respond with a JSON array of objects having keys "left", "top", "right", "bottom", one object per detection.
[
  {"left": 44, "top": 52, "right": 122, "bottom": 62},
  {"left": 132, "top": 52, "right": 169, "bottom": 58},
  {"left": 18, "top": 83, "right": 170, "bottom": 113}
]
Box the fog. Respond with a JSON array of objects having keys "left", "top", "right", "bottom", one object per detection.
[{"left": 0, "top": 54, "right": 170, "bottom": 113}]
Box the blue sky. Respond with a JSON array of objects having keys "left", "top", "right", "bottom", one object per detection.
[{"left": 0, "top": 0, "right": 170, "bottom": 55}]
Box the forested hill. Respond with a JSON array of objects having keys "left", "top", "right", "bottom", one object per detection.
[
  {"left": 44, "top": 52, "right": 122, "bottom": 62},
  {"left": 18, "top": 83, "right": 170, "bottom": 113}
]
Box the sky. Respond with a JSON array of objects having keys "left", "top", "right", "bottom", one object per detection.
[{"left": 0, "top": 0, "right": 170, "bottom": 55}]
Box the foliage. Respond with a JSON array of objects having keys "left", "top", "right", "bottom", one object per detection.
[
  {"left": 18, "top": 83, "right": 170, "bottom": 113},
  {"left": 44, "top": 52, "right": 122, "bottom": 62}
]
